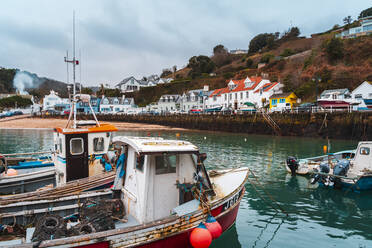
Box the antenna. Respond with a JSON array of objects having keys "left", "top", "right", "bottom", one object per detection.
[
  {"left": 64, "top": 11, "right": 79, "bottom": 129},
  {"left": 79, "top": 49, "right": 82, "bottom": 89}
]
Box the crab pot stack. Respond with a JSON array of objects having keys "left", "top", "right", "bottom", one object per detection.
[{"left": 189, "top": 222, "right": 212, "bottom": 248}]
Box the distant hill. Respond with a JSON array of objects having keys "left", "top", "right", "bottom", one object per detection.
[{"left": 0, "top": 68, "right": 68, "bottom": 98}]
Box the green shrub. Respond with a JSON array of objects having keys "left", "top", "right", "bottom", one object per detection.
[
  {"left": 260, "top": 53, "right": 274, "bottom": 63},
  {"left": 280, "top": 48, "right": 295, "bottom": 57},
  {"left": 324, "top": 37, "right": 344, "bottom": 62},
  {"left": 246, "top": 58, "right": 254, "bottom": 68}
]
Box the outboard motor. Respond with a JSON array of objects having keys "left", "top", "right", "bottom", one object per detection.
[
  {"left": 311, "top": 162, "right": 330, "bottom": 184},
  {"left": 286, "top": 156, "right": 299, "bottom": 176},
  {"left": 331, "top": 159, "right": 350, "bottom": 189}
]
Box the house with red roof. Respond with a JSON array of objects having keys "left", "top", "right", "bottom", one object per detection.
[{"left": 205, "top": 76, "right": 283, "bottom": 110}]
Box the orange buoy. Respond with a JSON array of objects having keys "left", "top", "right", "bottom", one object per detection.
[
  {"left": 5, "top": 168, "right": 18, "bottom": 176},
  {"left": 323, "top": 145, "right": 327, "bottom": 154},
  {"left": 176, "top": 133, "right": 180, "bottom": 138},
  {"left": 205, "top": 215, "right": 222, "bottom": 239},
  {"left": 190, "top": 222, "right": 212, "bottom": 248},
  {"left": 147, "top": 132, "right": 151, "bottom": 137}
]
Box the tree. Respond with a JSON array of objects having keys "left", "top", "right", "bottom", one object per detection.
[
  {"left": 359, "top": 7, "right": 372, "bottom": 19},
  {"left": 248, "top": 33, "right": 275, "bottom": 53},
  {"left": 324, "top": 37, "right": 344, "bottom": 62},
  {"left": 81, "top": 87, "right": 93, "bottom": 95},
  {"left": 343, "top": 16, "right": 352, "bottom": 25},
  {"left": 160, "top": 69, "right": 172, "bottom": 78},
  {"left": 187, "top": 55, "right": 215, "bottom": 78},
  {"left": 213, "top": 44, "right": 228, "bottom": 55}
]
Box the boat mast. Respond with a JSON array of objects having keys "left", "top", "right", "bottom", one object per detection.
[{"left": 64, "top": 11, "right": 78, "bottom": 129}]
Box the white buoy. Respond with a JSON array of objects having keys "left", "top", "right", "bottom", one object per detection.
[
  {"left": 204, "top": 137, "right": 207, "bottom": 140},
  {"left": 244, "top": 138, "right": 247, "bottom": 142}
]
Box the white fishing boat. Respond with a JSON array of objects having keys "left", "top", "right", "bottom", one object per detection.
[{"left": 0, "top": 136, "right": 249, "bottom": 247}]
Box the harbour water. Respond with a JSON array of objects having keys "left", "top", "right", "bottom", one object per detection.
[{"left": 1, "top": 129, "right": 371, "bottom": 248}]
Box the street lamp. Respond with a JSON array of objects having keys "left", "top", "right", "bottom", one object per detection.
[{"left": 312, "top": 77, "right": 322, "bottom": 103}]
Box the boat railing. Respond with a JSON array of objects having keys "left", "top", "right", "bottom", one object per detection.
[{"left": 2, "top": 151, "right": 52, "bottom": 157}]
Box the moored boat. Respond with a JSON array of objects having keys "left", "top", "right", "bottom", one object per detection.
[
  {"left": 0, "top": 136, "right": 249, "bottom": 247},
  {"left": 310, "top": 141, "right": 372, "bottom": 192},
  {"left": 286, "top": 150, "right": 355, "bottom": 176}
]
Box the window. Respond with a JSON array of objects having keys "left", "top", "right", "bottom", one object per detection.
[
  {"left": 93, "top": 137, "right": 105, "bottom": 152},
  {"left": 213, "top": 95, "right": 217, "bottom": 101},
  {"left": 369, "top": 93, "right": 372, "bottom": 98},
  {"left": 136, "top": 155, "right": 145, "bottom": 172},
  {"left": 279, "top": 98, "right": 286, "bottom": 103},
  {"left": 240, "top": 92, "right": 243, "bottom": 99},
  {"left": 70, "top": 138, "right": 83, "bottom": 155},
  {"left": 246, "top": 91, "right": 249, "bottom": 98},
  {"left": 155, "top": 154, "right": 177, "bottom": 174},
  {"left": 59, "top": 138, "right": 63, "bottom": 153},
  {"left": 271, "top": 99, "right": 277, "bottom": 105},
  {"left": 235, "top": 93, "right": 237, "bottom": 99},
  {"left": 224, "top": 94, "right": 227, "bottom": 101},
  {"left": 360, "top": 147, "right": 370, "bottom": 155},
  {"left": 355, "top": 94, "right": 363, "bottom": 99}
]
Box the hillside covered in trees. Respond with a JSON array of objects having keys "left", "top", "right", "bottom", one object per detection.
[
  {"left": 0, "top": 68, "right": 68, "bottom": 98},
  {"left": 129, "top": 6, "right": 372, "bottom": 106}
]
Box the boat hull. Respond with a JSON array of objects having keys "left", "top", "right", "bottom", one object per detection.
[
  {"left": 0, "top": 168, "right": 55, "bottom": 195},
  {"left": 16, "top": 168, "right": 248, "bottom": 248},
  {"left": 138, "top": 199, "right": 241, "bottom": 248}
]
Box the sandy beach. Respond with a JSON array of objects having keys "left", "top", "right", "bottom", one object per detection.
[{"left": 0, "top": 116, "right": 187, "bottom": 131}]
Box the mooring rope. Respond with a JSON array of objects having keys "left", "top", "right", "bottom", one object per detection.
[{"left": 249, "top": 170, "right": 289, "bottom": 216}]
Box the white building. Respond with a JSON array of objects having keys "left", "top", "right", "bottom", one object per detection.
[
  {"left": 180, "top": 87, "right": 210, "bottom": 112},
  {"left": 100, "top": 95, "right": 135, "bottom": 114},
  {"left": 351, "top": 81, "right": 372, "bottom": 110},
  {"left": 157, "top": 95, "right": 181, "bottom": 113},
  {"left": 205, "top": 76, "right": 283, "bottom": 110},
  {"left": 336, "top": 15, "right": 372, "bottom": 39},
  {"left": 42, "top": 90, "right": 69, "bottom": 110},
  {"left": 115, "top": 76, "right": 144, "bottom": 93}
]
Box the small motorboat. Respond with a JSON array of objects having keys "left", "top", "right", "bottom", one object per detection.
[
  {"left": 308, "top": 141, "right": 372, "bottom": 192},
  {"left": 0, "top": 136, "right": 249, "bottom": 248},
  {"left": 285, "top": 150, "right": 355, "bottom": 176}
]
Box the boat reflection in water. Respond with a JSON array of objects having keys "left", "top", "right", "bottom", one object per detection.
[{"left": 210, "top": 224, "right": 241, "bottom": 248}]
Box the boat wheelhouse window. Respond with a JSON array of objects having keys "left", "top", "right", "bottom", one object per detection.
[
  {"left": 155, "top": 154, "right": 177, "bottom": 175},
  {"left": 93, "top": 137, "right": 105, "bottom": 152},
  {"left": 360, "top": 147, "right": 370, "bottom": 155},
  {"left": 70, "top": 138, "right": 84, "bottom": 155},
  {"left": 136, "top": 155, "right": 145, "bottom": 172}
]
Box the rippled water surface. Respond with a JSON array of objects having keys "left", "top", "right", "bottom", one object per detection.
[{"left": 1, "top": 129, "right": 371, "bottom": 248}]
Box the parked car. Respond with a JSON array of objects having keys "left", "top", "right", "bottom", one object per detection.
[
  {"left": 13, "top": 111, "right": 23, "bottom": 115},
  {"left": 44, "top": 109, "right": 60, "bottom": 115},
  {"left": 4, "top": 111, "right": 14, "bottom": 117},
  {"left": 297, "top": 103, "right": 317, "bottom": 113},
  {"left": 63, "top": 110, "right": 70, "bottom": 115},
  {"left": 189, "top": 109, "right": 203, "bottom": 114}
]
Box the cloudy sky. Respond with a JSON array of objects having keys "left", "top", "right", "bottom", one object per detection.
[{"left": 0, "top": 0, "right": 371, "bottom": 86}]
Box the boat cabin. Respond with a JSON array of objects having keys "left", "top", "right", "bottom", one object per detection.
[
  {"left": 349, "top": 141, "right": 372, "bottom": 176},
  {"left": 53, "top": 122, "right": 118, "bottom": 186},
  {"left": 112, "top": 136, "right": 214, "bottom": 224}
]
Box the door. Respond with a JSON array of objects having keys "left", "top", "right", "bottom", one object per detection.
[
  {"left": 65, "top": 133, "right": 89, "bottom": 182},
  {"left": 153, "top": 154, "right": 179, "bottom": 220}
]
